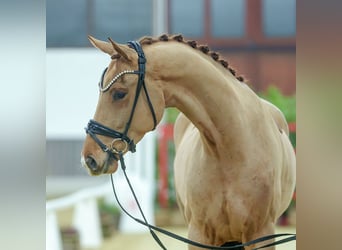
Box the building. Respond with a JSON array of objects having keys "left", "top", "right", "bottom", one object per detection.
[
  {"left": 46, "top": 0, "right": 295, "bottom": 182},
  {"left": 47, "top": 0, "right": 296, "bottom": 94}
]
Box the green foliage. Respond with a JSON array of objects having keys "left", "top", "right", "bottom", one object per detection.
[
  {"left": 289, "top": 132, "right": 296, "bottom": 148},
  {"left": 165, "top": 107, "right": 180, "bottom": 124},
  {"left": 259, "top": 86, "right": 296, "bottom": 123},
  {"left": 98, "top": 199, "right": 121, "bottom": 215}
]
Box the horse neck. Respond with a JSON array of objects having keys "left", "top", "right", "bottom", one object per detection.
[{"left": 147, "top": 42, "right": 247, "bottom": 157}]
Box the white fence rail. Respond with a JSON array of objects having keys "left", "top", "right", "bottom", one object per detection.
[{"left": 46, "top": 132, "right": 156, "bottom": 250}]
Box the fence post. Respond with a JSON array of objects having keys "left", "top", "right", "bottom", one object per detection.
[
  {"left": 46, "top": 211, "right": 63, "bottom": 250},
  {"left": 73, "top": 198, "right": 102, "bottom": 248}
]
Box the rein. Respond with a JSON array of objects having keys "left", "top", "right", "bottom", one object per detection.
[
  {"left": 85, "top": 40, "right": 296, "bottom": 249},
  {"left": 111, "top": 154, "right": 296, "bottom": 250}
]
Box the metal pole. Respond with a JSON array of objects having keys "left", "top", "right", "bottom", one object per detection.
[{"left": 152, "top": 0, "right": 168, "bottom": 36}]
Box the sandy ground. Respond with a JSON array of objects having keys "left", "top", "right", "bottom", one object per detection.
[{"left": 97, "top": 226, "right": 296, "bottom": 250}]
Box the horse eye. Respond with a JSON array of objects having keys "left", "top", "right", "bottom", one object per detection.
[{"left": 112, "top": 91, "right": 127, "bottom": 101}]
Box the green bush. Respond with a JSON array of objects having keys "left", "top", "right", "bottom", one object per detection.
[
  {"left": 98, "top": 199, "right": 121, "bottom": 215},
  {"left": 259, "top": 86, "right": 296, "bottom": 123},
  {"left": 164, "top": 107, "right": 180, "bottom": 124}
]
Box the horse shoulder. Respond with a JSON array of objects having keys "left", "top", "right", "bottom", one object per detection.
[
  {"left": 257, "top": 97, "right": 296, "bottom": 217},
  {"left": 277, "top": 128, "right": 296, "bottom": 215},
  {"left": 260, "top": 98, "right": 289, "bottom": 135}
]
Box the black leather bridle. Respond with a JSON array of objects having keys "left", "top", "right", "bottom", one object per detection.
[{"left": 85, "top": 41, "right": 157, "bottom": 161}]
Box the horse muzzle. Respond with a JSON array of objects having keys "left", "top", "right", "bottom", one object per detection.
[{"left": 81, "top": 153, "right": 119, "bottom": 176}]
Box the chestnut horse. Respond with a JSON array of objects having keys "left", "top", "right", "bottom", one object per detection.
[{"left": 81, "top": 34, "right": 296, "bottom": 249}]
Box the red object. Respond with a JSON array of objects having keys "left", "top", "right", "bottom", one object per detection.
[
  {"left": 288, "top": 122, "right": 296, "bottom": 133},
  {"left": 157, "top": 124, "right": 174, "bottom": 208}
]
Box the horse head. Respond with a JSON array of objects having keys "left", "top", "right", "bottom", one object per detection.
[{"left": 81, "top": 36, "right": 164, "bottom": 175}]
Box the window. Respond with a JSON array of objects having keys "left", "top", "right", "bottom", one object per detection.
[
  {"left": 170, "top": 0, "right": 204, "bottom": 37},
  {"left": 46, "top": 0, "right": 88, "bottom": 47},
  {"left": 93, "top": 0, "right": 153, "bottom": 43},
  {"left": 167, "top": 0, "right": 295, "bottom": 48},
  {"left": 46, "top": 0, "right": 153, "bottom": 47},
  {"left": 211, "top": 0, "right": 245, "bottom": 38},
  {"left": 262, "top": 0, "right": 296, "bottom": 37}
]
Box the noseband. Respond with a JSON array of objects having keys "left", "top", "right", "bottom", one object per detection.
[{"left": 85, "top": 41, "right": 157, "bottom": 160}]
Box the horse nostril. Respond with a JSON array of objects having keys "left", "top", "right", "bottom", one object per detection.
[{"left": 85, "top": 156, "right": 98, "bottom": 170}]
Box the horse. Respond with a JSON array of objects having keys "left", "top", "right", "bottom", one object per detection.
[{"left": 81, "top": 34, "right": 296, "bottom": 250}]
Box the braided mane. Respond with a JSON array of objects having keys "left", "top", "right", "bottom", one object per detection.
[{"left": 139, "top": 34, "right": 245, "bottom": 82}]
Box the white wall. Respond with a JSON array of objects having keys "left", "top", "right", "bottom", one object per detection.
[
  {"left": 46, "top": 48, "right": 158, "bottom": 199},
  {"left": 46, "top": 47, "right": 157, "bottom": 231},
  {"left": 46, "top": 48, "right": 110, "bottom": 139}
]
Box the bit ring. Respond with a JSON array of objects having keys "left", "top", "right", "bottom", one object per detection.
[{"left": 110, "top": 138, "right": 128, "bottom": 154}]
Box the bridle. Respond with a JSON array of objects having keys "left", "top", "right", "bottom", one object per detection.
[
  {"left": 85, "top": 40, "right": 296, "bottom": 249},
  {"left": 85, "top": 40, "right": 157, "bottom": 161}
]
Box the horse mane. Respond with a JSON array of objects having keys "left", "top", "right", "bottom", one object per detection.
[{"left": 139, "top": 34, "right": 245, "bottom": 82}]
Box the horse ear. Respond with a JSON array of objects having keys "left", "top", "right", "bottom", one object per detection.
[
  {"left": 107, "top": 37, "right": 132, "bottom": 62},
  {"left": 88, "top": 35, "right": 114, "bottom": 55}
]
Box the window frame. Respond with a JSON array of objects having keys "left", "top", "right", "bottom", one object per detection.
[{"left": 167, "top": 0, "right": 295, "bottom": 48}]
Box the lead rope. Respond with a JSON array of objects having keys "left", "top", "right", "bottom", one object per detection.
[{"left": 110, "top": 154, "right": 296, "bottom": 250}]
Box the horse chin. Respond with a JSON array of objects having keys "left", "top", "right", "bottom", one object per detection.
[
  {"left": 84, "top": 156, "right": 119, "bottom": 176},
  {"left": 102, "top": 158, "right": 119, "bottom": 174}
]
